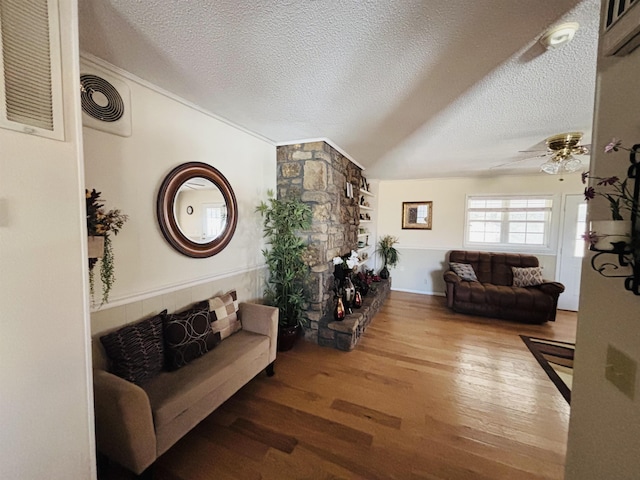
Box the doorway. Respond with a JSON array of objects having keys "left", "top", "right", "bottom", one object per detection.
[{"left": 557, "top": 194, "right": 587, "bottom": 311}]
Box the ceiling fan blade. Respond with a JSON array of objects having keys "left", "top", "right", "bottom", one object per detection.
[
  {"left": 517, "top": 152, "right": 549, "bottom": 158},
  {"left": 491, "top": 157, "right": 540, "bottom": 169}
]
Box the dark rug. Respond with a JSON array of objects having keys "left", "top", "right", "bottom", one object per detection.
[{"left": 521, "top": 336, "right": 574, "bottom": 404}]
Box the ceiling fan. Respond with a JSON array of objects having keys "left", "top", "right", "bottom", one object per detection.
[{"left": 493, "top": 132, "right": 590, "bottom": 174}]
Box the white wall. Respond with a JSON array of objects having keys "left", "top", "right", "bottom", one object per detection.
[
  {"left": 375, "top": 174, "right": 583, "bottom": 294},
  {"left": 565, "top": 13, "right": 640, "bottom": 479},
  {"left": 82, "top": 57, "right": 276, "bottom": 311},
  {"left": 0, "top": 2, "right": 95, "bottom": 479}
]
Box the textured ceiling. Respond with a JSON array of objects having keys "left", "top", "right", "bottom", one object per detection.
[{"left": 78, "top": 0, "right": 600, "bottom": 179}]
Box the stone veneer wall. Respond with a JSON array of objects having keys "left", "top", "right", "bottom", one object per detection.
[{"left": 277, "top": 141, "right": 362, "bottom": 343}]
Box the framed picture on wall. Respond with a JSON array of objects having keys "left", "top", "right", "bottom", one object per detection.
[{"left": 402, "top": 201, "right": 432, "bottom": 229}]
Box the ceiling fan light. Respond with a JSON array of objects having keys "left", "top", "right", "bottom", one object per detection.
[
  {"left": 540, "top": 160, "right": 560, "bottom": 174},
  {"left": 563, "top": 157, "right": 583, "bottom": 172}
]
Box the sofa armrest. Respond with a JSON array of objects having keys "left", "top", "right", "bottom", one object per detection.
[
  {"left": 93, "top": 369, "right": 156, "bottom": 475},
  {"left": 239, "top": 302, "right": 278, "bottom": 363},
  {"left": 443, "top": 270, "right": 461, "bottom": 308},
  {"left": 538, "top": 281, "right": 565, "bottom": 296},
  {"left": 443, "top": 270, "right": 461, "bottom": 284}
]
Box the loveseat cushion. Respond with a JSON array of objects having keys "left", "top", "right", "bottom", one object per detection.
[
  {"left": 209, "top": 290, "right": 241, "bottom": 340},
  {"left": 99, "top": 311, "right": 166, "bottom": 385},
  {"left": 143, "top": 330, "right": 270, "bottom": 428},
  {"left": 163, "top": 302, "right": 221, "bottom": 370},
  {"left": 454, "top": 281, "right": 554, "bottom": 311}
]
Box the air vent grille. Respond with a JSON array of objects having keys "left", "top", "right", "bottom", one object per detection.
[
  {"left": 603, "top": 0, "right": 640, "bottom": 56},
  {"left": 606, "top": 0, "right": 639, "bottom": 30},
  {"left": 0, "top": 0, "right": 54, "bottom": 130},
  {"left": 80, "top": 74, "right": 125, "bottom": 123}
]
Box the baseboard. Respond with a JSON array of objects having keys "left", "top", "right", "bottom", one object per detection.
[{"left": 390, "top": 287, "right": 445, "bottom": 297}]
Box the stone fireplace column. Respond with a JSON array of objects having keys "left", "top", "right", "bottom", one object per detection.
[{"left": 277, "top": 141, "right": 361, "bottom": 343}]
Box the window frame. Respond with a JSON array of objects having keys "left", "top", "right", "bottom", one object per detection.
[{"left": 463, "top": 194, "right": 557, "bottom": 253}]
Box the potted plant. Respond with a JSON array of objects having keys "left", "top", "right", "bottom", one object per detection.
[
  {"left": 256, "top": 190, "right": 312, "bottom": 351},
  {"left": 376, "top": 235, "right": 400, "bottom": 279},
  {"left": 583, "top": 138, "right": 639, "bottom": 250},
  {"left": 86, "top": 189, "right": 128, "bottom": 306}
]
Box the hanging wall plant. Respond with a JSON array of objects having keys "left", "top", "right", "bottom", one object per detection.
[{"left": 86, "top": 189, "right": 128, "bottom": 307}]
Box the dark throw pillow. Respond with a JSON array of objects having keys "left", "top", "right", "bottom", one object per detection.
[
  {"left": 100, "top": 310, "right": 166, "bottom": 385},
  {"left": 163, "top": 301, "right": 221, "bottom": 370},
  {"left": 449, "top": 262, "right": 478, "bottom": 282}
]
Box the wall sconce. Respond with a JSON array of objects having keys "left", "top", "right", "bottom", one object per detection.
[{"left": 590, "top": 143, "right": 640, "bottom": 295}]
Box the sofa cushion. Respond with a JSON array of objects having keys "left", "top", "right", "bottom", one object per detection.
[
  {"left": 209, "top": 290, "right": 241, "bottom": 340},
  {"left": 163, "top": 302, "right": 221, "bottom": 370},
  {"left": 99, "top": 311, "right": 166, "bottom": 385},
  {"left": 144, "top": 330, "right": 270, "bottom": 428},
  {"left": 512, "top": 266, "right": 544, "bottom": 287},
  {"left": 449, "top": 262, "right": 478, "bottom": 282}
]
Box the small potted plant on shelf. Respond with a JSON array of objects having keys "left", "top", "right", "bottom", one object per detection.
[
  {"left": 376, "top": 235, "right": 399, "bottom": 279},
  {"left": 256, "top": 190, "right": 312, "bottom": 351},
  {"left": 582, "top": 138, "right": 639, "bottom": 251},
  {"left": 86, "top": 189, "right": 128, "bottom": 307}
]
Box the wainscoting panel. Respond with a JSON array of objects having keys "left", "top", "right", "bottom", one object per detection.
[{"left": 91, "top": 267, "right": 266, "bottom": 336}]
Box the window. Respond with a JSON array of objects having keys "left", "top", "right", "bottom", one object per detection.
[
  {"left": 465, "top": 195, "right": 553, "bottom": 249},
  {"left": 202, "top": 203, "right": 227, "bottom": 240}
]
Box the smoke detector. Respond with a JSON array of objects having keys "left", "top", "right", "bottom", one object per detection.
[{"left": 539, "top": 22, "right": 579, "bottom": 49}]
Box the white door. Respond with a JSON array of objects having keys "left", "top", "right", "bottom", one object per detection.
[{"left": 557, "top": 194, "right": 587, "bottom": 311}]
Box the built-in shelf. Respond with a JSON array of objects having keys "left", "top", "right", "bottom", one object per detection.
[{"left": 357, "top": 184, "right": 375, "bottom": 271}]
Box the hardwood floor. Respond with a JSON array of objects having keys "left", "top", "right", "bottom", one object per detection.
[{"left": 100, "top": 291, "right": 577, "bottom": 480}]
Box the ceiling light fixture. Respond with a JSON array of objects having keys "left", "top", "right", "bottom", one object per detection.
[
  {"left": 539, "top": 22, "right": 579, "bottom": 49},
  {"left": 539, "top": 132, "right": 589, "bottom": 175}
]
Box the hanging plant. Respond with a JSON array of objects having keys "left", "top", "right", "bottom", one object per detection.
[{"left": 86, "top": 189, "right": 128, "bottom": 307}]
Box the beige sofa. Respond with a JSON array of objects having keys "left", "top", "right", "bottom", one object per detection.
[{"left": 92, "top": 302, "right": 278, "bottom": 475}]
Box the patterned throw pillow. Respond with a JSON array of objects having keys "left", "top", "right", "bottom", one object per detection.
[
  {"left": 209, "top": 290, "right": 242, "bottom": 340},
  {"left": 163, "top": 302, "right": 221, "bottom": 370},
  {"left": 512, "top": 266, "right": 544, "bottom": 287},
  {"left": 100, "top": 311, "right": 166, "bottom": 385},
  {"left": 450, "top": 262, "right": 478, "bottom": 282}
]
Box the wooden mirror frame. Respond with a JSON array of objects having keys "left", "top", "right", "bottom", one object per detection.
[{"left": 157, "top": 162, "right": 238, "bottom": 258}]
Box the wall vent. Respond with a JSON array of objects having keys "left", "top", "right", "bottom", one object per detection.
[
  {"left": 80, "top": 67, "right": 131, "bottom": 137},
  {"left": 0, "top": 0, "right": 64, "bottom": 140},
  {"left": 603, "top": 0, "right": 640, "bottom": 56}
]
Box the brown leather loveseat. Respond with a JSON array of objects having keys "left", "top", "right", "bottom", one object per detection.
[{"left": 443, "top": 250, "right": 564, "bottom": 324}]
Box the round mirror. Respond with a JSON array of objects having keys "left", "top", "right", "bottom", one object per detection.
[{"left": 157, "top": 162, "right": 238, "bottom": 257}]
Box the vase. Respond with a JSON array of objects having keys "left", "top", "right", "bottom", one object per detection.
[
  {"left": 334, "top": 264, "right": 346, "bottom": 290},
  {"left": 343, "top": 276, "right": 355, "bottom": 314},
  {"left": 379, "top": 265, "right": 390, "bottom": 279},
  {"left": 354, "top": 290, "right": 362, "bottom": 308},
  {"left": 590, "top": 220, "right": 632, "bottom": 251},
  {"left": 334, "top": 296, "right": 345, "bottom": 321},
  {"left": 88, "top": 235, "right": 105, "bottom": 259}
]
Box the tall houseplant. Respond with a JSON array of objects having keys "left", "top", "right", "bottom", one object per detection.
[
  {"left": 86, "top": 189, "right": 128, "bottom": 306},
  {"left": 256, "top": 190, "right": 312, "bottom": 350},
  {"left": 376, "top": 235, "right": 399, "bottom": 279}
]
